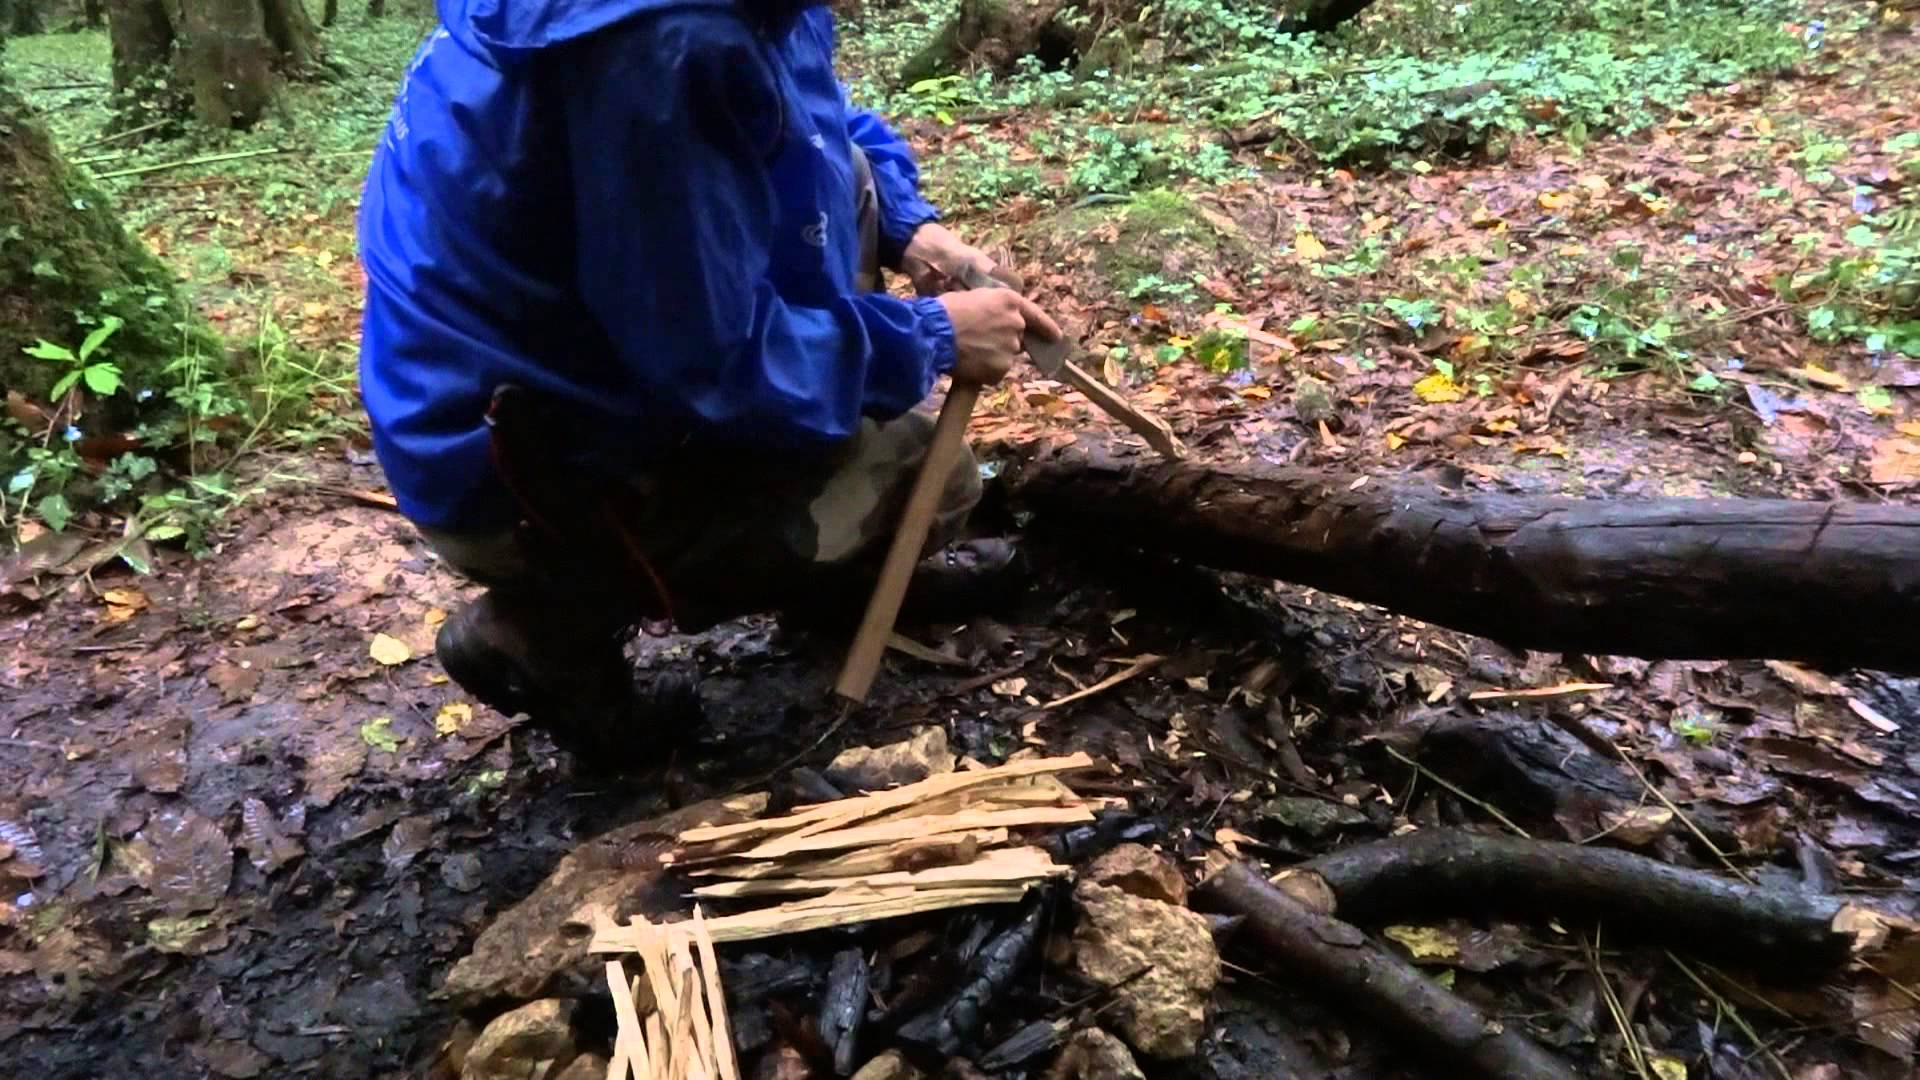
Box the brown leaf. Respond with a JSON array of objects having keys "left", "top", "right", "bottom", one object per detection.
[
  {"left": 238, "top": 798, "right": 304, "bottom": 874},
  {"left": 127, "top": 809, "right": 233, "bottom": 914}
]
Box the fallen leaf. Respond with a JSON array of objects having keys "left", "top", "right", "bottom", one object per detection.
[
  {"left": 1414, "top": 371, "right": 1463, "bottom": 404},
  {"left": 147, "top": 913, "right": 221, "bottom": 954},
  {"left": 1384, "top": 924, "right": 1461, "bottom": 963},
  {"left": 1868, "top": 435, "right": 1920, "bottom": 486},
  {"left": 126, "top": 809, "right": 233, "bottom": 913},
  {"left": 100, "top": 587, "right": 148, "bottom": 622},
  {"left": 360, "top": 716, "right": 402, "bottom": 753},
  {"left": 1766, "top": 660, "right": 1848, "bottom": 696},
  {"left": 369, "top": 633, "right": 412, "bottom": 666},
  {"left": 1755, "top": 115, "right": 1774, "bottom": 136},
  {"left": 1898, "top": 421, "right": 1920, "bottom": 438},
  {"left": 300, "top": 301, "right": 327, "bottom": 319},
  {"left": 991, "top": 677, "right": 1028, "bottom": 698},
  {"left": 1384, "top": 432, "right": 1407, "bottom": 450},
  {"left": 1294, "top": 229, "right": 1327, "bottom": 261},
  {"left": 238, "top": 798, "right": 303, "bottom": 874},
  {"left": 1796, "top": 363, "right": 1852, "bottom": 391},
  {"left": 1650, "top": 1057, "right": 1688, "bottom": 1080},
  {"left": 1599, "top": 806, "right": 1674, "bottom": 846},
  {"left": 1467, "top": 682, "right": 1611, "bottom": 702},
  {"left": 1537, "top": 190, "right": 1572, "bottom": 210},
  {"left": 434, "top": 701, "right": 474, "bottom": 736}
]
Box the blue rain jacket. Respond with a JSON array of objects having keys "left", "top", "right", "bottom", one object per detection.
[{"left": 357, "top": 0, "right": 953, "bottom": 530}]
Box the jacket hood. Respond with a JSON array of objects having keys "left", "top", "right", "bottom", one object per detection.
[{"left": 438, "top": 0, "right": 736, "bottom": 54}]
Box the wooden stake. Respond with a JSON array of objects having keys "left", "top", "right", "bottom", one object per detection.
[{"left": 834, "top": 380, "right": 982, "bottom": 704}]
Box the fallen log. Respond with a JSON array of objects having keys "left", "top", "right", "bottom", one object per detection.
[
  {"left": 1196, "top": 858, "right": 1579, "bottom": 1080},
  {"left": 1289, "top": 829, "right": 1856, "bottom": 970},
  {"left": 1008, "top": 438, "right": 1920, "bottom": 674}
]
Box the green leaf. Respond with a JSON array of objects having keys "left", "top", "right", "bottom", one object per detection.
[
  {"left": 24, "top": 340, "right": 75, "bottom": 363},
  {"left": 1433, "top": 358, "right": 1456, "bottom": 379},
  {"left": 82, "top": 364, "right": 122, "bottom": 396},
  {"left": 1807, "top": 306, "right": 1837, "bottom": 333},
  {"left": 7, "top": 468, "right": 34, "bottom": 496},
  {"left": 360, "top": 717, "right": 403, "bottom": 753},
  {"left": 1858, "top": 385, "right": 1894, "bottom": 410},
  {"left": 49, "top": 370, "right": 83, "bottom": 400},
  {"left": 1845, "top": 224, "right": 1878, "bottom": 248},
  {"left": 1689, "top": 371, "right": 1723, "bottom": 392},
  {"left": 78, "top": 317, "right": 123, "bottom": 362},
  {"left": 1884, "top": 132, "right": 1920, "bottom": 154},
  {"left": 144, "top": 524, "right": 187, "bottom": 542},
  {"left": 38, "top": 493, "right": 72, "bottom": 532},
  {"left": 119, "top": 546, "right": 152, "bottom": 575}
]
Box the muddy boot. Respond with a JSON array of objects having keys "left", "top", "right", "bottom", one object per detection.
[{"left": 435, "top": 590, "right": 700, "bottom": 766}]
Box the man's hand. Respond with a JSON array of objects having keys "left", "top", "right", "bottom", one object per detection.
[
  {"left": 938, "top": 289, "right": 1062, "bottom": 386},
  {"left": 902, "top": 223, "right": 1013, "bottom": 296}
]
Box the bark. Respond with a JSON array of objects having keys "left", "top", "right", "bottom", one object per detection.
[
  {"left": 260, "top": 0, "right": 319, "bottom": 71},
  {"left": 85, "top": 0, "right": 104, "bottom": 27},
  {"left": 1293, "top": 830, "right": 1856, "bottom": 971},
  {"left": 1008, "top": 439, "right": 1920, "bottom": 674},
  {"left": 320, "top": 0, "right": 335, "bottom": 27},
  {"left": 899, "top": 0, "right": 1081, "bottom": 84},
  {"left": 366, "top": 0, "right": 383, "bottom": 16},
  {"left": 8, "top": 0, "right": 43, "bottom": 37},
  {"left": 0, "top": 81, "right": 219, "bottom": 406},
  {"left": 107, "top": 0, "right": 173, "bottom": 94},
  {"left": 179, "top": 0, "right": 275, "bottom": 128},
  {"left": 1197, "top": 859, "right": 1580, "bottom": 1080}
]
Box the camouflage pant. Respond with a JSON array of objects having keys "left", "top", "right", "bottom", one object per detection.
[{"left": 422, "top": 149, "right": 980, "bottom": 628}]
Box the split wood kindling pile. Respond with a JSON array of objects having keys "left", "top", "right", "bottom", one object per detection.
[{"left": 590, "top": 752, "right": 1113, "bottom": 1079}]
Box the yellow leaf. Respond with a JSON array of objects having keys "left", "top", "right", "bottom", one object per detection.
[
  {"left": 435, "top": 702, "right": 473, "bottom": 736},
  {"left": 424, "top": 607, "right": 448, "bottom": 629},
  {"left": 1414, "top": 372, "right": 1463, "bottom": 404},
  {"left": 369, "top": 633, "right": 412, "bottom": 666},
  {"left": 1898, "top": 421, "right": 1920, "bottom": 438},
  {"left": 314, "top": 250, "right": 337, "bottom": 268},
  {"left": 1384, "top": 924, "right": 1461, "bottom": 962},
  {"left": 1485, "top": 419, "right": 1519, "bottom": 434},
  {"left": 1651, "top": 1057, "right": 1688, "bottom": 1080},
  {"left": 1642, "top": 194, "right": 1673, "bottom": 214},
  {"left": 1239, "top": 385, "right": 1272, "bottom": 400},
  {"left": 1505, "top": 288, "right": 1531, "bottom": 313},
  {"left": 1537, "top": 190, "right": 1573, "bottom": 210},
  {"left": 1797, "top": 363, "right": 1852, "bottom": 391},
  {"left": 1577, "top": 175, "right": 1611, "bottom": 195},
  {"left": 1558, "top": 243, "right": 1587, "bottom": 257},
  {"left": 1755, "top": 115, "right": 1774, "bottom": 136},
  {"left": 1294, "top": 229, "right": 1327, "bottom": 261},
  {"left": 301, "top": 301, "right": 327, "bottom": 319},
  {"left": 1384, "top": 431, "right": 1407, "bottom": 450},
  {"left": 1470, "top": 206, "right": 1502, "bottom": 228},
  {"left": 1167, "top": 335, "right": 1192, "bottom": 349}
]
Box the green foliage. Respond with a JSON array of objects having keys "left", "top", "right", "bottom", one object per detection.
[
  {"left": 25, "top": 316, "right": 125, "bottom": 401},
  {"left": 1782, "top": 217, "right": 1920, "bottom": 357}
]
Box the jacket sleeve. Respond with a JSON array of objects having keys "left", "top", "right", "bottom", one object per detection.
[
  {"left": 844, "top": 92, "right": 941, "bottom": 268},
  {"left": 559, "top": 15, "right": 955, "bottom": 447}
]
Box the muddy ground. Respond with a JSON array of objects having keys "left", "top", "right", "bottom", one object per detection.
[{"left": 5, "top": 6, "right": 1920, "bottom": 1079}]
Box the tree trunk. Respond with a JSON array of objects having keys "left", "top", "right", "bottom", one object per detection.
[
  {"left": 366, "top": 0, "right": 383, "bottom": 17},
  {"left": 107, "top": 0, "right": 174, "bottom": 93},
  {"left": 321, "top": 0, "right": 335, "bottom": 28},
  {"left": 177, "top": 0, "right": 275, "bottom": 129},
  {"left": 260, "top": 0, "right": 319, "bottom": 71},
  {"left": 1278, "top": 0, "right": 1379, "bottom": 34},
  {"left": 85, "top": 0, "right": 104, "bottom": 28},
  {"left": 1008, "top": 439, "right": 1920, "bottom": 674},
  {"left": 8, "top": 0, "right": 43, "bottom": 36},
  {"left": 0, "top": 82, "right": 221, "bottom": 410}
]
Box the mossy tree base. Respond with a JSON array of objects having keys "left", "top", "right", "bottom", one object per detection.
[{"left": 0, "top": 83, "right": 222, "bottom": 412}]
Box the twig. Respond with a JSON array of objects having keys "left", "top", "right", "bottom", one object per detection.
[
  {"left": 1041, "top": 654, "right": 1163, "bottom": 710},
  {"left": 1383, "top": 744, "right": 1532, "bottom": 838},
  {"left": 0, "top": 736, "right": 64, "bottom": 753},
  {"left": 72, "top": 640, "right": 151, "bottom": 654},
  {"left": 74, "top": 119, "right": 168, "bottom": 151},
  {"left": 1584, "top": 927, "right": 1655, "bottom": 1079},
  {"left": 1667, "top": 951, "right": 1793, "bottom": 1080},
  {"left": 94, "top": 146, "right": 288, "bottom": 180},
  {"left": 1467, "top": 682, "right": 1611, "bottom": 703},
  {"left": 1613, "top": 749, "right": 1753, "bottom": 884}
]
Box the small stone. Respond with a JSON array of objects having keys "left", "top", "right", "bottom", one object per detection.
[
  {"left": 1292, "top": 375, "right": 1336, "bottom": 426},
  {"left": 440, "top": 852, "right": 484, "bottom": 893},
  {"left": 1084, "top": 843, "right": 1187, "bottom": 907},
  {"left": 1045, "top": 1027, "right": 1146, "bottom": 1080},
  {"left": 826, "top": 727, "right": 955, "bottom": 791},
  {"left": 1071, "top": 881, "right": 1219, "bottom": 1059},
  {"left": 851, "top": 1049, "right": 925, "bottom": 1080},
  {"left": 1257, "top": 796, "right": 1369, "bottom": 840},
  {"left": 752, "top": 1043, "right": 815, "bottom": 1080},
  {"left": 462, "top": 999, "right": 577, "bottom": 1080}
]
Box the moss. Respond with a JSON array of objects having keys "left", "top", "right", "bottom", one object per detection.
[
  {"left": 0, "top": 82, "right": 223, "bottom": 405},
  {"left": 1048, "top": 188, "right": 1247, "bottom": 299}
]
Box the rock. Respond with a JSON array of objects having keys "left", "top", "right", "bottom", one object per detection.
[
  {"left": 1257, "top": 796, "right": 1369, "bottom": 840},
  {"left": 1291, "top": 375, "right": 1336, "bottom": 426},
  {"left": 752, "top": 1043, "right": 815, "bottom": 1080},
  {"left": 1084, "top": 843, "right": 1187, "bottom": 907},
  {"left": 1045, "top": 1027, "right": 1146, "bottom": 1080},
  {"left": 462, "top": 999, "right": 577, "bottom": 1080},
  {"left": 552, "top": 1054, "right": 609, "bottom": 1080},
  {"left": 825, "top": 726, "right": 955, "bottom": 791},
  {"left": 443, "top": 793, "right": 767, "bottom": 1008},
  {"left": 851, "top": 1050, "right": 925, "bottom": 1080},
  {"left": 1071, "top": 880, "right": 1219, "bottom": 1059}
]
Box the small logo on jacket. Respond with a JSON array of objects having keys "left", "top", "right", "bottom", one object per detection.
[{"left": 801, "top": 211, "right": 829, "bottom": 248}]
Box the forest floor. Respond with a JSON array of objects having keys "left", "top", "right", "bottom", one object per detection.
[{"left": 4, "top": 1, "right": 1920, "bottom": 1078}]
